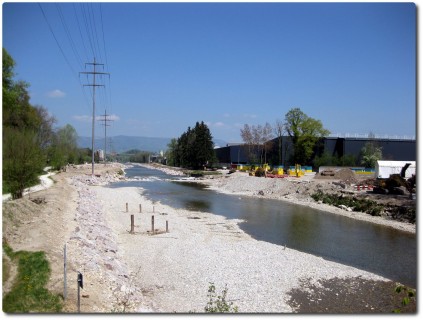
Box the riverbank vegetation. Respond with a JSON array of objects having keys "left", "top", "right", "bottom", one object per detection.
[
  {"left": 2, "top": 239, "right": 63, "bottom": 313},
  {"left": 166, "top": 121, "right": 216, "bottom": 169},
  {"left": 2, "top": 48, "right": 89, "bottom": 199},
  {"left": 311, "top": 190, "right": 384, "bottom": 216}
]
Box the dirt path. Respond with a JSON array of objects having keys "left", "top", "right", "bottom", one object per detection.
[{"left": 2, "top": 163, "right": 126, "bottom": 312}]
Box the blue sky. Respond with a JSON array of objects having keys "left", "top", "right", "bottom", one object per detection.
[{"left": 2, "top": 1, "right": 416, "bottom": 142}]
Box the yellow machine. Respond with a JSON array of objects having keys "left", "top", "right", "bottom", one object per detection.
[{"left": 288, "top": 164, "right": 304, "bottom": 177}]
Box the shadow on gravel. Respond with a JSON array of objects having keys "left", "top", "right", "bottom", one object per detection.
[{"left": 286, "top": 277, "right": 416, "bottom": 314}]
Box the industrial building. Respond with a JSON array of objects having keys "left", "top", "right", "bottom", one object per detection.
[{"left": 214, "top": 136, "right": 416, "bottom": 169}]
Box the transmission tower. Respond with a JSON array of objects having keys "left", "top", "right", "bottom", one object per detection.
[
  {"left": 80, "top": 58, "right": 109, "bottom": 175},
  {"left": 98, "top": 109, "right": 114, "bottom": 165}
]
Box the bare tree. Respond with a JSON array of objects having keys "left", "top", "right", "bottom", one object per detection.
[
  {"left": 262, "top": 122, "right": 274, "bottom": 164},
  {"left": 274, "top": 119, "right": 285, "bottom": 165},
  {"left": 240, "top": 124, "right": 255, "bottom": 163},
  {"left": 240, "top": 123, "right": 274, "bottom": 165}
]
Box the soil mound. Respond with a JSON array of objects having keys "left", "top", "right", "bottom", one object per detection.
[{"left": 315, "top": 168, "right": 358, "bottom": 184}]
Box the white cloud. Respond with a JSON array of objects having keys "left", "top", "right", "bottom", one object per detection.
[
  {"left": 95, "top": 114, "right": 120, "bottom": 121},
  {"left": 73, "top": 115, "right": 92, "bottom": 122},
  {"left": 74, "top": 114, "right": 119, "bottom": 122},
  {"left": 108, "top": 114, "right": 120, "bottom": 121},
  {"left": 214, "top": 121, "right": 225, "bottom": 127},
  {"left": 243, "top": 113, "right": 257, "bottom": 119},
  {"left": 47, "top": 89, "right": 66, "bottom": 98}
]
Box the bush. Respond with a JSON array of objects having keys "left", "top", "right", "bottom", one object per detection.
[
  {"left": 255, "top": 167, "right": 266, "bottom": 177},
  {"left": 312, "top": 191, "right": 383, "bottom": 216},
  {"left": 205, "top": 283, "right": 238, "bottom": 313}
]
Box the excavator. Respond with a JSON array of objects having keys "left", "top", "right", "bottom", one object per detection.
[{"left": 373, "top": 163, "right": 416, "bottom": 198}]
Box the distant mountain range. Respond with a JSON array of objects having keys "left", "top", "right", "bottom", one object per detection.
[{"left": 77, "top": 135, "right": 228, "bottom": 154}]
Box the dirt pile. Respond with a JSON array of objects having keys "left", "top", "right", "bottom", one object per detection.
[{"left": 315, "top": 168, "right": 358, "bottom": 184}]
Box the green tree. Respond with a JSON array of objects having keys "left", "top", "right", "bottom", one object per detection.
[
  {"left": 3, "top": 127, "right": 45, "bottom": 198},
  {"left": 167, "top": 122, "right": 215, "bottom": 169},
  {"left": 360, "top": 141, "right": 382, "bottom": 168},
  {"left": 284, "top": 108, "right": 330, "bottom": 164},
  {"left": 165, "top": 138, "right": 178, "bottom": 167},
  {"left": 191, "top": 121, "right": 215, "bottom": 169},
  {"left": 2, "top": 48, "right": 55, "bottom": 197},
  {"left": 48, "top": 124, "right": 79, "bottom": 170}
]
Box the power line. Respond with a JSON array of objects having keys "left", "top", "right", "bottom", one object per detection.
[
  {"left": 80, "top": 59, "right": 110, "bottom": 175},
  {"left": 89, "top": 3, "right": 104, "bottom": 64},
  {"left": 99, "top": 3, "right": 109, "bottom": 69},
  {"left": 81, "top": 3, "right": 96, "bottom": 59},
  {"left": 73, "top": 3, "right": 90, "bottom": 63},
  {"left": 38, "top": 3, "right": 79, "bottom": 80},
  {"left": 55, "top": 3, "right": 83, "bottom": 68}
]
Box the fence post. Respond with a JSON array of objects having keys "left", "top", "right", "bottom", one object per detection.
[
  {"left": 139, "top": 204, "right": 142, "bottom": 213},
  {"left": 151, "top": 215, "right": 155, "bottom": 234},
  {"left": 166, "top": 220, "right": 169, "bottom": 233},
  {"left": 130, "top": 214, "right": 134, "bottom": 234},
  {"left": 126, "top": 203, "right": 128, "bottom": 212},
  {"left": 77, "top": 272, "right": 83, "bottom": 313},
  {"left": 64, "top": 244, "right": 67, "bottom": 300}
]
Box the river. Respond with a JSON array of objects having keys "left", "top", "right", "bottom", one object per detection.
[{"left": 110, "top": 165, "right": 416, "bottom": 287}]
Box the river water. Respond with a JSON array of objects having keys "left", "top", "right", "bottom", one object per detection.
[{"left": 110, "top": 165, "right": 416, "bottom": 287}]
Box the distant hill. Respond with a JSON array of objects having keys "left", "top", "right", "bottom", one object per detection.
[{"left": 77, "top": 135, "right": 227, "bottom": 153}]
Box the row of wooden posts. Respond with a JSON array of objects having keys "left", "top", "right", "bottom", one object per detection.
[
  {"left": 125, "top": 203, "right": 169, "bottom": 235},
  {"left": 126, "top": 202, "right": 153, "bottom": 213}
]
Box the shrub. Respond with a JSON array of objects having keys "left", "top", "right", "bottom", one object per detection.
[
  {"left": 205, "top": 283, "right": 238, "bottom": 313},
  {"left": 255, "top": 167, "right": 266, "bottom": 177},
  {"left": 312, "top": 191, "right": 383, "bottom": 216}
]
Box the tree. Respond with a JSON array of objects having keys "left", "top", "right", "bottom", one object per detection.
[
  {"left": 240, "top": 122, "right": 273, "bottom": 164},
  {"left": 165, "top": 138, "right": 178, "bottom": 167},
  {"left": 48, "top": 124, "right": 79, "bottom": 170},
  {"left": 191, "top": 121, "right": 215, "bottom": 168},
  {"left": 34, "top": 106, "right": 56, "bottom": 150},
  {"left": 360, "top": 141, "right": 382, "bottom": 168},
  {"left": 274, "top": 119, "right": 285, "bottom": 165},
  {"left": 261, "top": 122, "right": 274, "bottom": 164},
  {"left": 2, "top": 48, "right": 55, "bottom": 197},
  {"left": 240, "top": 124, "right": 256, "bottom": 163},
  {"left": 3, "top": 127, "right": 44, "bottom": 198},
  {"left": 284, "top": 108, "right": 330, "bottom": 164},
  {"left": 166, "top": 122, "right": 215, "bottom": 169}
]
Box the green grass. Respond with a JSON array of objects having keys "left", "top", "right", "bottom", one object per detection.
[
  {"left": 2, "top": 240, "right": 63, "bottom": 313},
  {"left": 311, "top": 191, "right": 384, "bottom": 216}
]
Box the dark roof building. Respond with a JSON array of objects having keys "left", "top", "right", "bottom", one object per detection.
[{"left": 214, "top": 136, "right": 416, "bottom": 168}]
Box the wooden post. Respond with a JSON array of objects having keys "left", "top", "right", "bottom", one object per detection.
[
  {"left": 139, "top": 204, "right": 142, "bottom": 213},
  {"left": 77, "top": 272, "right": 83, "bottom": 313},
  {"left": 166, "top": 220, "right": 169, "bottom": 233},
  {"left": 126, "top": 203, "right": 128, "bottom": 212},
  {"left": 151, "top": 215, "right": 155, "bottom": 234},
  {"left": 130, "top": 214, "right": 134, "bottom": 234},
  {"left": 153, "top": 206, "right": 155, "bottom": 213},
  {"left": 64, "top": 244, "right": 67, "bottom": 300}
]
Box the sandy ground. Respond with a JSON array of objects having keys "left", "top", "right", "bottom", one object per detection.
[{"left": 2, "top": 163, "right": 416, "bottom": 313}]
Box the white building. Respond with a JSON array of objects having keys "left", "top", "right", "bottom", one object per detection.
[{"left": 375, "top": 161, "right": 416, "bottom": 179}]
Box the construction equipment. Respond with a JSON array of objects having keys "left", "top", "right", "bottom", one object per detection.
[{"left": 373, "top": 163, "right": 416, "bottom": 197}]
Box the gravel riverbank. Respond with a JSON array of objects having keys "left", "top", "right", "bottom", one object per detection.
[
  {"left": 94, "top": 184, "right": 394, "bottom": 312},
  {"left": 3, "top": 163, "right": 415, "bottom": 313}
]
